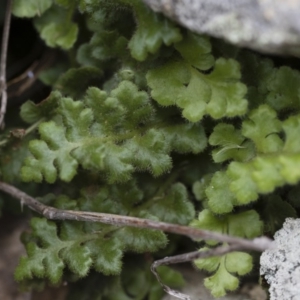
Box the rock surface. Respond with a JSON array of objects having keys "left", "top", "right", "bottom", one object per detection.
[
  {"left": 143, "top": 0, "right": 300, "bottom": 56},
  {"left": 260, "top": 218, "right": 300, "bottom": 300}
]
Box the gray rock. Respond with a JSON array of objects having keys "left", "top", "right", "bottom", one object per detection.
[
  {"left": 260, "top": 218, "right": 300, "bottom": 300},
  {"left": 143, "top": 0, "right": 300, "bottom": 56}
]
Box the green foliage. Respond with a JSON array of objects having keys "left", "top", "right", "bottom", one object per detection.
[
  {"left": 4, "top": 0, "right": 300, "bottom": 298},
  {"left": 227, "top": 111, "right": 300, "bottom": 203},
  {"left": 15, "top": 215, "right": 166, "bottom": 284},
  {"left": 191, "top": 209, "right": 263, "bottom": 245},
  {"left": 67, "top": 259, "right": 184, "bottom": 300},
  {"left": 12, "top": 0, "right": 52, "bottom": 18},
  {"left": 261, "top": 195, "right": 297, "bottom": 232},
  {"left": 15, "top": 218, "right": 94, "bottom": 283},
  {"left": 147, "top": 34, "right": 247, "bottom": 122},
  {"left": 242, "top": 105, "right": 283, "bottom": 154},
  {"left": 209, "top": 123, "right": 255, "bottom": 163},
  {"left": 191, "top": 210, "right": 262, "bottom": 297},
  {"left": 194, "top": 249, "right": 252, "bottom": 297},
  {"left": 20, "top": 91, "right": 62, "bottom": 124},
  {"left": 34, "top": 4, "right": 78, "bottom": 50},
  {"left": 126, "top": 1, "right": 182, "bottom": 61},
  {"left": 21, "top": 80, "right": 206, "bottom": 184}
]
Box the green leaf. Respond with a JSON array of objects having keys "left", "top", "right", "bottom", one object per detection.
[
  {"left": 283, "top": 114, "right": 300, "bottom": 153},
  {"left": 161, "top": 123, "right": 207, "bottom": 154},
  {"left": 55, "top": 0, "right": 74, "bottom": 8},
  {"left": 190, "top": 209, "right": 224, "bottom": 245},
  {"left": 227, "top": 161, "right": 260, "bottom": 203},
  {"left": 40, "top": 22, "right": 78, "bottom": 50},
  {"left": 147, "top": 183, "right": 195, "bottom": 224},
  {"left": 227, "top": 210, "right": 263, "bottom": 238},
  {"left": 86, "top": 237, "right": 123, "bottom": 275},
  {"left": 115, "top": 227, "right": 167, "bottom": 253},
  {"left": 192, "top": 174, "right": 213, "bottom": 202},
  {"left": 22, "top": 81, "right": 206, "bottom": 184},
  {"left": 20, "top": 91, "right": 62, "bottom": 124},
  {"left": 15, "top": 218, "right": 127, "bottom": 283},
  {"left": 62, "top": 244, "right": 92, "bottom": 277},
  {"left": 174, "top": 32, "right": 214, "bottom": 71},
  {"left": 34, "top": 5, "right": 78, "bottom": 50},
  {"left": 190, "top": 209, "right": 263, "bottom": 244},
  {"left": 209, "top": 123, "right": 255, "bottom": 163},
  {"left": 127, "top": 1, "right": 182, "bottom": 61},
  {"left": 266, "top": 66, "right": 300, "bottom": 111},
  {"left": 262, "top": 195, "right": 297, "bottom": 232},
  {"left": 227, "top": 113, "right": 300, "bottom": 202},
  {"left": 12, "top": 0, "right": 53, "bottom": 18},
  {"left": 242, "top": 105, "right": 283, "bottom": 153},
  {"left": 156, "top": 266, "right": 185, "bottom": 288},
  {"left": 203, "top": 263, "right": 239, "bottom": 296},
  {"left": 15, "top": 218, "right": 90, "bottom": 283},
  {"left": 147, "top": 58, "right": 247, "bottom": 122},
  {"left": 21, "top": 121, "right": 79, "bottom": 183},
  {"left": 0, "top": 136, "right": 31, "bottom": 183},
  {"left": 194, "top": 247, "right": 253, "bottom": 297},
  {"left": 38, "top": 62, "right": 69, "bottom": 86},
  {"left": 79, "top": 180, "right": 143, "bottom": 215},
  {"left": 193, "top": 248, "right": 220, "bottom": 272},
  {"left": 77, "top": 30, "right": 128, "bottom": 67},
  {"left": 205, "top": 171, "right": 237, "bottom": 214},
  {"left": 54, "top": 67, "right": 104, "bottom": 99}
]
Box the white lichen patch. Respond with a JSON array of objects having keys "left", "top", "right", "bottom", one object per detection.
[{"left": 260, "top": 218, "right": 300, "bottom": 300}]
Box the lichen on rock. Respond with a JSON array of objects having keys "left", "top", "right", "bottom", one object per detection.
[{"left": 260, "top": 218, "right": 300, "bottom": 300}]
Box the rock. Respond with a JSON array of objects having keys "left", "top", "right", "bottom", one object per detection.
[
  {"left": 260, "top": 218, "right": 300, "bottom": 300},
  {"left": 143, "top": 0, "right": 300, "bottom": 56}
]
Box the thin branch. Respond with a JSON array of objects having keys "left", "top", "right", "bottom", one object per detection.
[
  {"left": 151, "top": 244, "right": 243, "bottom": 300},
  {"left": 0, "top": 180, "right": 274, "bottom": 299},
  {"left": 0, "top": 118, "right": 44, "bottom": 147},
  {"left": 0, "top": 0, "right": 13, "bottom": 128},
  {"left": 0, "top": 181, "right": 274, "bottom": 252}
]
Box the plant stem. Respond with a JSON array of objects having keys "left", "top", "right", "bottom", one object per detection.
[
  {"left": 0, "top": 118, "right": 45, "bottom": 147},
  {"left": 0, "top": 0, "right": 13, "bottom": 128},
  {"left": 0, "top": 180, "right": 273, "bottom": 253}
]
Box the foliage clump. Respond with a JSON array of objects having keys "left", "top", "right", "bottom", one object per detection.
[{"left": 1, "top": 0, "right": 300, "bottom": 298}]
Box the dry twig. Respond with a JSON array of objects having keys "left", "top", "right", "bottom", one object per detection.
[
  {"left": 151, "top": 244, "right": 243, "bottom": 300},
  {"left": 0, "top": 181, "right": 274, "bottom": 299},
  {"left": 0, "top": 181, "right": 273, "bottom": 251},
  {"left": 0, "top": 0, "right": 13, "bottom": 128}
]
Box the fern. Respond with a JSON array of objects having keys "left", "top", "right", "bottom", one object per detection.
[
  {"left": 21, "top": 80, "right": 206, "bottom": 183},
  {"left": 147, "top": 32, "right": 247, "bottom": 122},
  {"left": 1, "top": 0, "right": 300, "bottom": 298}
]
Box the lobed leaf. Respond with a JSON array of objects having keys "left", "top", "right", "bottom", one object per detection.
[
  {"left": 227, "top": 112, "right": 300, "bottom": 202},
  {"left": 126, "top": 1, "right": 182, "bottom": 61},
  {"left": 261, "top": 195, "right": 297, "bottom": 232},
  {"left": 34, "top": 5, "right": 78, "bottom": 50},
  {"left": 242, "top": 105, "right": 283, "bottom": 154},
  {"left": 190, "top": 209, "right": 263, "bottom": 245},
  {"left": 266, "top": 66, "right": 300, "bottom": 111},
  {"left": 205, "top": 171, "right": 237, "bottom": 214},
  {"left": 195, "top": 252, "right": 252, "bottom": 297},
  {"left": 146, "top": 183, "right": 195, "bottom": 225},
  {"left": 12, "top": 0, "right": 52, "bottom": 18},
  {"left": 147, "top": 58, "right": 247, "bottom": 122},
  {"left": 20, "top": 91, "right": 62, "bottom": 124},
  {"left": 209, "top": 123, "right": 255, "bottom": 163},
  {"left": 22, "top": 81, "right": 206, "bottom": 184},
  {"left": 192, "top": 210, "right": 259, "bottom": 296}
]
